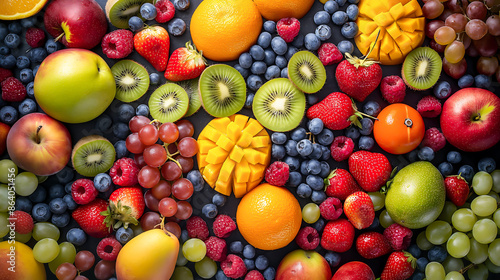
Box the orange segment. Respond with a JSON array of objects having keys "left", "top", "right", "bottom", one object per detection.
[{"left": 0, "top": 0, "right": 48, "bottom": 20}]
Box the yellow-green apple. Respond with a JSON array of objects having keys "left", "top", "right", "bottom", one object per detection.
[
  {"left": 34, "top": 49, "right": 116, "bottom": 124},
  {"left": 6, "top": 113, "right": 71, "bottom": 176},
  {"left": 0, "top": 122, "right": 9, "bottom": 155},
  {"left": 276, "top": 250, "right": 332, "bottom": 280},
  {"left": 331, "top": 261, "right": 375, "bottom": 280},
  {"left": 440, "top": 88, "right": 500, "bottom": 152},
  {"left": 43, "top": 0, "right": 107, "bottom": 49},
  {"left": 0, "top": 241, "right": 46, "bottom": 280}
]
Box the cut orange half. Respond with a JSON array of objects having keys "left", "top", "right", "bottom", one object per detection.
[{"left": 0, "top": 0, "right": 49, "bottom": 20}]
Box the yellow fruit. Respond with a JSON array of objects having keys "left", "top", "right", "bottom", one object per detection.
[
  {"left": 355, "top": 0, "right": 425, "bottom": 65},
  {"left": 236, "top": 183, "right": 302, "bottom": 250},
  {"left": 253, "top": 0, "right": 315, "bottom": 21},
  {"left": 0, "top": 0, "right": 48, "bottom": 20},
  {"left": 0, "top": 241, "right": 46, "bottom": 280},
  {"left": 190, "top": 0, "right": 262, "bottom": 61}
]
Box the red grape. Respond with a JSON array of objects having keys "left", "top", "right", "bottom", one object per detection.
[
  {"left": 56, "top": 263, "right": 77, "bottom": 280},
  {"left": 445, "top": 13, "right": 467, "bottom": 32},
  {"left": 140, "top": 211, "right": 162, "bottom": 231},
  {"left": 134, "top": 153, "right": 147, "bottom": 169},
  {"left": 178, "top": 137, "right": 199, "bottom": 157},
  {"left": 477, "top": 56, "right": 499, "bottom": 76},
  {"left": 158, "top": 197, "right": 178, "bottom": 217},
  {"left": 466, "top": 1, "right": 487, "bottom": 20},
  {"left": 94, "top": 260, "right": 115, "bottom": 280},
  {"left": 485, "top": 0, "right": 500, "bottom": 8},
  {"left": 175, "top": 155, "right": 194, "bottom": 174},
  {"left": 443, "top": 57, "right": 467, "bottom": 79},
  {"left": 75, "top": 276, "right": 89, "bottom": 280},
  {"left": 487, "top": 15, "right": 500, "bottom": 36},
  {"left": 158, "top": 122, "right": 179, "bottom": 144},
  {"left": 473, "top": 33, "right": 498, "bottom": 57},
  {"left": 463, "top": 34, "right": 472, "bottom": 49},
  {"left": 75, "top": 251, "right": 95, "bottom": 272},
  {"left": 466, "top": 43, "right": 480, "bottom": 57},
  {"left": 167, "top": 143, "right": 178, "bottom": 154},
  {"left": 422, "top": 0, "right": 444, "bottom": 19},
  {"left": 138, "top": 165, "right": 161, "bottom": 188},
  {"left": 425, "top": 20, "right": 445, "bottom": 39},
  {"left": 126, "top": 133, "right": 146, "bottom": 154},
  {"left": 445, "top": 0, "right": 468, "bottom": 13},
  {"left": 439, "top": 9, "right": 453, "bottom": 21},
  {"left": 430, "top": 39, "right": 446, "bottom": 53},
  {"left": 161, "top": 161, "right": 182, "bottom": 181},
  {"left": 175, "top": 201, "right": 193, "bottom": 220},
  {"left": 129, "top": 116, "right": 150, "bottom": 133},
  {"left": 152, "top": 180, "right": 172, "bottom": 200},
  {"left": 466, "top": 19, "right": 488, "bottom": 40},
  {"left": 164, "top": 222, "right": 181, "bottom": 238},
  {"left": 138, "top": 124, "right": 159, "bottom": 146},
  {"left": 172, "top": 178, "right": 194, "bottom": 200},
  {"left": 176, "top": 120, "right": 194, "bottom": 139},
  {"left": 144, "top": 190, "right": 159, "bottom": 212},
  {"left": 143, "top": 144, "right": 167, "bottom": 167}
]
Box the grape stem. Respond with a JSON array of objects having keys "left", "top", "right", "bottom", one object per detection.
[
  {"left": 163, "top": 142, "right": 182, "bottom": 170},
  {"left": 157, "top": 216, "right": 173, "bottom": 237},
  {"left": 458, "top": 263, "right": 475, "bottom": 274}
]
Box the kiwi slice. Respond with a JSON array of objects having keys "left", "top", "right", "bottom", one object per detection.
[
  {"left": 252, "top": 78, "right": 306, "bottom": 132},
  {"left": 72, "top": 135, "right": 116, "bottom": 177},
  {"left": 288, "top": 50, "right": 327, "bottom": 94},
  {"left": 148, "top": 83, "right": 189, "bottom": 123},
  {"left": 198, "top": 64, "right": 246, "bottom": 118},
  {"left": 402, "top": 47, "right": 442, "bottom": 91},
  {"left": 105, "top": 0, "right": 153, "bottom": 29},
  {"left": 176, "top": 78, "right": 201, "bottom": 117},
  {"left": 111, "top": 60, "right": 150, "bottom": 102}
]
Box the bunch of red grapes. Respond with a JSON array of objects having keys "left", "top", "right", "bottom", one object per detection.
[{"left": 423, "top": 0, "right": 500, "bottom": 80}]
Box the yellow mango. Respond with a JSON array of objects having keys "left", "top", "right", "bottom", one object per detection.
[
  {"left": 247, "top": 178, "right": 262, "bottom": 193},
  {"left": 202, "top": 126, "right": 222, "bottom": 143},
  {"left": 242, "top": 119, "right": 263, "bottom": 136},
  {"left": 226, "top": 122, "right": 242, "bottom": 143},
  {"left": 215, "top": 178, "right": 232, "bottom": 196},
  {"left": 234, "top": 158, "right": 251, "bottom": 183},
  {"left": 206, "top": 147, "right": 228, "bottom": 165},
  {"left": 229, "top": 145, "right": 244, "bottom": 163},
  {"left": 219, "top": 159, "right": 236, "bottom": 181},
  {"left": 237, "top": 132, "right": 253, "bottom": 148},
  {"left": 232, "top": 114, "right": 249, "bottom": 130},
  {"left": 216, "top": 134, "right": 235, "bottom": 152},
  {"left": 197, "top": 153, "right": 208, "bottom": 169},
  {"left": 209, "top": 117, "right": 231, "bottom": 134},
  {"left": 251, "top": 136, "right": 270, "bottom": 148},
  {"left": 198, "top": 139, "right": 217, "bottom": 154},
  {"left": 203, "top": 163, "right": 223, "bottom": 186},
  {"left": 249, "top": 164, "right": 266, "bottom": 182},
  {"left": 233, "top": 182, "right": 247, "bottom": 198}
]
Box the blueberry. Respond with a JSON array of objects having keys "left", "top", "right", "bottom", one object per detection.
[
  {"left": 313, "top": 218, "right": 325, "bottom": 232},
  {"left": 288, "top": 171, "right": 302, "bottom": 187},
  {"left": 18, "top": 99, "right": 37, "bottom": 116},
  {"left": 15, "top": 197, "right": 32, "bottom": 213},
  {"left": 428, "top": 246, "right": 447, "bottom": 262},
  {"left": 258, "top": 32, "right": 272, "bottom": 49},
  {"left": 135, "top": 104, "right": 149, "bottom": 117},
  {"left": 0, "top": 24, "right": 6, "bottom": 41},
  {"left": 32, "top": 203, "right": 51, "bottom": 222},
  {"left": 233, "top": 64, "right": 248, "bottom": 79},
  {"left": 7, "top": 22, "right": 22, "bottom": 34},
  {"left": 263, "top": 267, "right": 275, "bottom": 280},
  {"left": 324, "top": 0, "right": 340, "bottom": 14},
  {"left": 314, "top": 11, "right": 331, "bottom": 25},
  {"left": 306, "top": 159, "right": 321, "bottom": 175},
  {"left": 229, "top": 241, "right": 243, "bottom": 254},
  {"left": 264, "top": 65, "right": 281, "bottom": 80},
  {"left": 285, "top": 140, "right": 299, "bottom": 156},
  {"left": 475, "top": 74, "right": 491, "bottom": 89},
  {"left": 16, "top": 56, "right": 30, "bottom": 69},
  {"left": 418, "top": 146, "right": 435, "bottom": 161},
  {"left": 271, "top": 133, "right": 287, "bottom": 144},
  {"left": 48, "top": 184, "right": 65, "bottom": 199},
  {"left": 416, "top": 257, "right": 429, "bottom": 272},
  {"left": 67, "top": 228, "right": 87, "bottom": 246},
  {"left": 114, "top": 140, "right": 129, "bottom": 159},
  {"left": 116, "top": 227, "right": 134, "bottom": 244},
  {"left": 65, "top": 182, "right": 73, "bottom": 194},
  {"left": 318, "top": 129, "right": 334, "bottom": 146},
  {"left": 26, "top": 82, "right": 35, "bottom": 98},
  {"left": 275, "top": 55, "right": 287, "bottom": 69},
  {"left": 363, "top": 101, "right": 381, "bottom": 116},
  {"left": 28, "top": 47, "right": 47, "bottom": 63},
  {"left": 212, "top": 193, "right": 227, "bottom": 207},
  {"left": 263, "top": 21, "right": 276, "bottom": 33},
  {"left": 358, "top": 136, "right": 375, "bottom": 150},
  {"left": 149, "top": 73, "right": 160, "bottom": 85},
  {"left": 307, "top": 94, "right": 319, "bottom": 105},
  {"left": 447, "top": 151, "right": 462, "bottom": 164},
  {"left": 271, "top": 36, "right": 288, "bottom": 56},
  {"left": 187, "top": 170, "right": 204, "bottom": 192},
  {"left": 336, "top": 0, "right": 348, "bottom": 6},
  {"left": 478, "top": 157, "right": 496, "bottom": 173},
  {"left": 359, "top": 118, "right": 374, "bottom": 135},
  {"left": 255, "top": 255, "right": 269, "bottom": 270},
  {"left": 94, "top": 173, "right": 112, "bottom": 192},
  {"left": 29, "top": 186, "right": 46, "bottom": 203},
  {"left": 297, "top": 183, "right": 312, "bottom": 198},
  {"left": 348, "top": 0, "right": 360, "bottom": 3},
  {"left": 202, "top": 203, "right": 218, "bottom": 219},
  {"left": 458, "top": 74, "right": 474, "bottom": 88},
  {"left": 243, "top": 244, "right": 256, "bottom": 259},
  {"left": 32, "top": 64, "right": 40, "bottom": 76},
  {"left": 324, "top": 251, "right": 341, "bottom": 267},
  {"left": 313, "top": 190, "right": 328, "bottom": 203},
  {"left": 304, "top": 33, "right": 321, "bottom": 50},
  {"left": 95, "top": 114, "right": 112, "bottom": 132},
  {"left": 244, "top": 259, "right": 255, "bottom": 270},
  {"left": 52, "top": 212, "right": 70, "bottom": 228},
  {"left": 63, "top": 194, "right": 77, "bottom": 211},
  {"left": 0, "top": 106, "right": 18, "bottom": 125},
  {"left": 19, "top": 68, "right": 34, "bottom": 83},
  {"left": 297, "top": 139, "right": 313, "bottom": 157},
  {"left": 45, "top": 39, "right": 63, "bottom": 54},
  {"left": 337, "top": 40, "right": 354, "bottom": 54},
  {"left": 345, "top": 126, "right": 360, "bottom": 140},
  {"left": 250, "top": 45, "right": 265, "bottom": 61},
  {"left": 281, "top": 67, "right": 288, "bottom": 78},
  {"left": 458, "top": 164, "right": 474, "bottom": 182},
  {"left": 291, "top": 34, "right": 304, "bottom": 48},
  {"left": 320, "top": 161, "right": 330, "bottom": 178},
  {"left": 0, "top": 54, "right": 16, "bottom": 69},
  {"left": 341, "top": 22, "right": 358, "bottom": 39},
  {"left": 291, "top": 127, "right": 307, "bottom": 141},
  {"left": 367, "top": 216, "right": 380, "bottom": 230},
  {"left": 411, "top": 271, "right": 425, "bottom": 280},
  {"left": 48, "top": 197, "right": 67, "bottom": 215},
  {"left": 284, "top": 156, "right": 300, "bottom": 171},
  {"left": 173, "top": 0, "right": 190, "bottom": 11},
  {"left": 433, "top": 81, "right": 451, "bottom": 99},
  {"left": 407, "top": 244, "right": 422, "bottom": 258},
  {"left": 180, "top": 230, "right": 189, "bottom": 243},
  {"left": 128, "top": 16, "right": 144, "bottom": 32},
  {"left": 285, "top": 46, "right": 299, "bottom": 61},
  {"left": 167, "top": 18, "right": 186, "bottom": 36},
  {"left": 247, "top": 74, "right": 263, "bottom": 91},
  {"left": 300, "top": 160, "right": 309, "bottom": 176},
  {"left": 438, "top": 162, "right": 453, "bottom": 176},
  {"left": 308, "top": 118, "right": 324, "bottom": 135},
  {"left": 407, "top": 149, "right": 419, "bottom": 162},
  {"left": 309, "top": 143, "right": 323, "bottom": 160},
  {"left": 244, "top": 92, "right": 254, "bottom": 108},
  {"left": 4, "top": 33, "right": 20, "bottom": 49},
  {"left": 140, "top": 3, "right": 157, "bottom": 20},
  {"left": 306, "top": 175, "right": 324, "bottom": 190},
  {"left": 332, "top": 11, "right": 348, "bottom": 25},
  {"left": 263, "top": 50, "right": 276, "bottom": 66},
  {"left": 118, "top": 104, "right": 135, "bottom": 122},
  {"left": 112, "top": 122, "right": 130, "bottom": 139},
  {"left": 346, "top": 4, "right": 359, "bottom": 21}
]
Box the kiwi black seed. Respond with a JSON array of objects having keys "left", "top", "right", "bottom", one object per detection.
[
  {"left": 176, "top": 78, "right": 201, "bottom": 117},
  {"left": 198, "top": 64, "right": 246, "bottom": 118},
  {"left": 148, "top": 83, "right": 189, "bottom": 123},
  {"left": 105, "top": 0, "right": 153, "bottom": 29},
  {"left": 288, "top": 50, "right": 327, "bottom": 94},
  {"left": 111, "top": 60, "right": 150, "bottom": 102},
  {"left": 72, "top": 135, "right": 116, "bottom": 177},
  {"left": 402, "top": 47, "right": 442, "bottom": 91},
  {"left": 252, "top": 78, "right": 306, "bottom": 132}
]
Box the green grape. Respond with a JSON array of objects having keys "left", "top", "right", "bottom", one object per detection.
[
  {"left": 471, "top": 195, "right": 497, "bottom": 217},
  {"left": 446, "top": 232, "right": 470, "bottom": 258},
  {"left": 379, "top": 209, "right": 395, "bottom": 229},
  {"left": 439, "top": 201, "right": 457, "bottom": 223},
  {"left": 33, "top": 222, "right": 60, "bottom": 241},
  {"left": 460, "top": 202, "right": 471, "bottom": 209},
  {"left": 491, "top": 170, "right": 500, "bottom": 193},
  {"left": 194, "top": 256, "right": 217, "bottom": 279},
  {"left": 0, "top": 159, "right": 18, "bottom": 184},
  {"left": 33, "top": 238, "right": 60, "bottom": 263},
  {"left": 0, "top": 184, "right": 10, "bottom": 212},
  {"left": 171, "top": 266, "right": 193, "bottom": 280},
  {"left": 36, "top": 175, "right": 48, "bottom": 184},
  {"left": 426, "top": 220, "right": 452, "bottom": 245},
  {"left": 488, "top": 191, "right": 500, "bottom": 203},
  {"left": 48, "top": 242, "right": 76, "bottom": 274},
  {"left": 0, "top": 212, "right": 9, "bottom": 238},
  {"left": 417, "top": 231, "right": 434, "bottom": 251},
  {"left": 467, "top": 237, "right": 489, "bottom": 264},
  {"left": 368, "top": 192, "right": 385, "bottom": 211},
  {"left": 467, "top": 263, "right": 488, "bottom": 280},
  {"left": 472, "top": 171, "right": 493, "bottom": 195},
  {"left": 426, "top": 261, "right": 446, "bottom": 280},
  {"left": 493, "top": 209, "right": 500, "bottom": 228},
  {"left": 15, "top": 232, "right": 32, "bottom": 243},
  {"left": 15, "top": 172, "right": 38, "bottom": 196},
  {"left": 182, "top": 238, "right": 206, "bottom": 262},
  {"left": 302, "top": 203, "right": 320, "bottom": 224},
  {"left": 442, "top": 256, "right": 464, "bottom": 274},
  {"left": 176, "top": 246, "right": 188, "bottom": 266},
  {"left": 473, "top": 219, "right": 497, "bottom": 244},
  {"left": 452, "top": 208, "right": 477, "bottom": 232},
  {"left": 444, "top": 271, "right": 465, "bottom": 280},
  {"left": 485, "top": 258, "right": 500, "bottom": 273},
  {"left": 488, "top": 238, "right": 500, "bottom": 266},
  {"left": 130, "top": 224, "right": 143, "bottom": 237}
]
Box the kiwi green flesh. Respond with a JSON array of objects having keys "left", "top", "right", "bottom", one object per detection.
[
  {"left": 72, "top": 137, "right": 116, "bottom": 177},
  {"left": 402, "top": 47, "right": 442, "bottom": 91},
  {"left": 149, "top": 83, "right": 189, "bottom": 123},
  {"left": 288, "top": 51, "right": 326, "bottom": 94},
  {"left": 176, "top": 78, "right": 201, "bottom": 117},
  {"left": 199, "top": 64, "right": 246, "bottom": 118},
  {"left": 252, "top": 78, "right": 306, "bottom": 132},
  {"left": 106, "top": 0, "right": 153, "bottom": 29},
  {"left": 111, "top": 60, "right": 149, "bottom": 102}
]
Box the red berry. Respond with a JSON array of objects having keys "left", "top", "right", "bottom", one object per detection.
[
  {"left": 380, "top": 75, "right": 406, "bottom": 103},
  {"left": 444, "top": 175, "right": 470, "bottom": 207},
  {"left": 324, "top": 168, "right": 362, "bottom": 200},
  {"left": 383, "top": 223, "right": 413, "bottom": 251},
  {"left": 109, "top": 158, "right": 139, "bottom": 187},
  {"left": 186, "top": 216, "right": 209, "bottom": 241},
  {"left": 356, "top": 232, "right": 393, "bottom": 259},
  {"left": 245, "top": 270, "right": 265, "bottom": 280},
  {"left": 343, "top": 191, "right": 375, "bottom": 230},
  {"left": 9, "top": 210, "right": 34, "bottom": 234},
  {"left": 321, "top": 219, "right": 355, "bottom": 253},
  {"left": 96, "top": 237, "right": 122, "bottom": 261},
  {"left": 417, "top": 96, "right": 442, "bottom": 118},
  {"left": 25, "top": 28, "right": 46, "bottom": 48},
  {"left": 381, "top": 251, "right": 416, "bottom": 280},
  {"left": 319, "top": 197, "right": 343, "bottom": 220},
  {"left": 204, "top": 236, "right": 227, "bottom": 262},
  {"left": 421, "top": 127, "right": 446, "bottom": 152},
  {"left": 221, "top": 254, "right": 247, "bottom": 279},
  {"left": 155, "top": 0, "right": 175, "bottom": 23},
  {"left": 330, "top": 136, "right": 354, "bottom": 162},
  {"left": 318, "top": 43, "right": 343, "bottom": 65},
  {"left": 295, "top": 226, "right": 320, "bottom": 250},
  {"left": 0, "top": 68, "right": 13, "bottom": 83},
  {"left": 264, "top": 161, "right": 289, "bottom": 187},
  {"left": 1, "top": 77, "right": 26, "bottom": 102},
  {"left": 276, "top": 17, "right": 300, "bottom": 43},
  {"left": 101, "top": 29, "right": 134, "bottom": 59},
  {"left": 213, "top": 214, "right": 236, "bottom": 238},
  {"left": 71, "top": 179, "right": 98, "bottom": 205}
]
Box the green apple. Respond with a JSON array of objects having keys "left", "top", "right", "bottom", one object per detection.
[{"left": 34, "top": 48, "right": 116, "bottom": 123}]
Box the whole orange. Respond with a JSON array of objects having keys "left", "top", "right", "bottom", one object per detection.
[
  {"left": 373, "top": 103, "right": 425, "bottom": 154},
  {"left": 236, "top": 183, "right": 302, "bottom": 250},
  {"left": 253, "top": 0, "right": 315, "bottom": 21},
  {"left": 0, "top": 0, "right": 48, "bottom": 20},
  {"left": 190, "top": 0, "right": 262, "bottom": 61}
]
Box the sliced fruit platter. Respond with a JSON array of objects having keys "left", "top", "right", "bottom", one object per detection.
[{"left": 1, "top": 0, "right": 500, "bottom": 279}]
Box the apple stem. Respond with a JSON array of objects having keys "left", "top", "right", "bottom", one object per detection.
[
  {"left": 35, "top": 125, "right": 42, "bottom": 144},
  {"left": 473, "top": 112, "right": 481, "bottom": 121},
  {"left": 54, "top": 33, "right": 64, "bottom": 42}
]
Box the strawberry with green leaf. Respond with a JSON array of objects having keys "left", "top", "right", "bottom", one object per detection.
[
  {"left": 380, "top": 251, "right": 416, "bottom": 280},
  {"left": 134, "top": 25, "right": 170, "bottom": 71},
  {"left": 72, "top": 199, "right": 110, "bottom": 238},
  {"left": 164, "top": 42, "right": 206, "bottom": 82},
  {"left": 348, "top": 151, "right": 392, "bottom": 192},
  {"left": 102, "top": 187, "right": 145, "bottom": 230}
]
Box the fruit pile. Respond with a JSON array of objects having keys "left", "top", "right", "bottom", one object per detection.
[{"left": 1, "top": 0, "right": 500, "bottom": 280}]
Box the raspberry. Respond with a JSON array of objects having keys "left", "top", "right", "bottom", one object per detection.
[
  {"left": 213, "top": 214, "right": 236, "bottom": 238},
  {"left": 155, "top": 0, "right": 175, "bottom": 23},
  {"left": 245, "top": 270, "right": 265, "bottom": 280},
  {"left": 25, "top": 28, "right": 46, "bottom": 48},
  {"left": 417, "top": 95, "right": 442, "bottom": 118},
  {"left": 221, "top": 254, "right": 247, "bottom": 279},
  {"left": 264, "top": 161, "right": 289, "bottom": 187},
  {"left": 1, "top": 77, "right": 27, "bottom": 102},
  {"left": 186, "top": 216, "right": 209, "bottom": 241},
  {"left": 295, "top": 226, "right": 320, "bottom": 250},
  {"left": 71, "top": 179, "right": 98, "bottom": 205},
  {"left": 101, "top": 29, "right": 134, "bottom": 59},
  {"left": 10, "top": 210, "right": 33, "bottom": 234},
  {"left": 276, "top": 18, "right": 300, "bottom": 43},
  {"left": 0, "top": 68, "right": 13, "bottom": 83},
  {"left": 380, "top": 75, "right": 406, "bottom": 103},
  {"left": 318, "top": 43, "right": 343, "bottom": 65},
  {"left": 96, "top": 236, "right": 122, "bottom": 261},
  {"left": 330, "top": 136, "right": 354, "bottom": 162},
  {"left": 204, "top": 236, "right": 227, "bottom": 262},
  {"left": 383, "top": 223, "right": 413, "bottom": 251},
  {"left": 421, "top": 127, "right": 446, "bottom": 152},
  {"left": 110, "top": 158, "right": 139, "bottom": 187},
  {"left": 319, "top": 197, "right": 343, "bottom": 220}
]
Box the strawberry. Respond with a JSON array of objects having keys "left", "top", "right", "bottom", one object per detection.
[
  {"left": 444, "top": 175, "right": 469, "bottom": 207},
  {"left": 9, "top": 210, "right": 34, "bottom": 234},
  {"left": 324, "top": 168, "right": 362, "bottom": 200},
  {"left": 134, "top": 25, "right": 170, "bottom": 71},
  {"left": 306, "top": 92, "right": 366, "bottom": 130},
  {"left": 72, "top": 199, "right": 110, "bottom": 238},
  {"left": 343, "top": 191, "right": 375, "bottom": 230},
  {"left": 164, "top": 42, "right": 206, "bottom": 82},
  {"left": 102, "top": 187, "right": 145, "bottom": 230},
  {"left": 356, "top": 232, "right": 392, "bottom": 259},
  {"left": 335, "top": 54, "right": 382, "bottom": 102},
  {"left": 380, "top": 251, "right": 416, "bottom": 280},
  {"left": 321, "top": 218, "right": 355, "bottom": 253},
  {"left": 348, "top": 151, "right": 392, "bottom": 192}
]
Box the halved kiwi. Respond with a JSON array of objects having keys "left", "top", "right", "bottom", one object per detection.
[
  {"left": 176, "top": 78, "right": 201, "bottom": 117},
  {"left": 148, "top": 83, "right": 189, "bottom": 123},
  {"left": 72, "top": 135, "right": 116, "bottom": 177},
  {"left": 252, "top": 78, "right": 306, "bottom": 132},
  {"left": 105, "top": 0, "right": 153, "bottom": 29},
  {"left": 198, "top": 64, "right": 246, "bottom": 118},
  {"left": 288, "top": 51, "right": 326, "bottom": 94},
  {"left": 402, "top": 47, "right": 442, "bottom": 91},
  {"left": 111, "top": 60, "right": 150, "bottom": 102}
]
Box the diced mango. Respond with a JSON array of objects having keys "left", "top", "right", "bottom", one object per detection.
[
  {"left": 215, "top": 179, "right": 232, "bottom": 196},
  {"left": 216, "top": 134, "right": 235, "bottom": 152},
  {"left": 209, "top": 117, "right": 231, "bottom": 134},
  {"left": 202, "top": 126, "right": 222, "bottom": 143},
  {"left": 233, "top": 182, "right": 247, "bottom": 198},
  {"left": 229, "top": 145, "right": 244, "bottom": 163},
  {"left": 373, "top": 12, "right": 392, "bottom": 27},
  {"left": 243, "top": 148, "right": 267, "bottom": 165},
  {"left": 234, "top": 158, "right": 251, "bottom": 183},
  {"left": 249, "top": 164, "right": 266, "bottom": 182},
  {"left": 219, "top": 159, "right": 236, "bottom": 182},
  {"left": 251, "top": 136, "right": 270, "bottom": 148},
  {"left": 203, "top": 163, "right": 222, "bottom": 186},
  {"left": 236, "top": 132, "right": 253, "bottom": 148},
  {"left": 226, "top": 122, "right": 242, "bottom": 143},
  {"left": 232, "top": 114, "right": 249, "bottom": 130},
  {"left": 206, "top": 147, "right": 228, "bottom": 165},
  {"left": 197, "top": 153, "right": 208, "bottom": 169},
  {"left": 247, "top": 178, "right": 262, "bottom": 193},
  {"left": 389, "top": 3, "right": 404, "bottom": 21},
  {"left": 198, "top": 139, "right": 217, "bottom": 154},
  {"left": 242, "top": 119, "right": 263, "bottom": 136},
  {"left": 386, "top": 23, "right": 402, "bottom": 39}
]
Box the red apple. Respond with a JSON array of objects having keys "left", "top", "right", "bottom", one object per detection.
[
  {"left": 0, "top": 122, "right": 9, "bottom": 155},
  {"left": 44, "top": 0, "right": 107, "bottom": 49},
  {"left": 440, "top": 88, "right": 500, "bottom": 152},
  {"left": 331, "top": 261, "right": 375, "bottom": 280},
  {"left": 6, "top": 113, "right": 72, "bottom": 176},
  {"left": 276, "top": 250, "right": 332, "bottom": 280}
]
